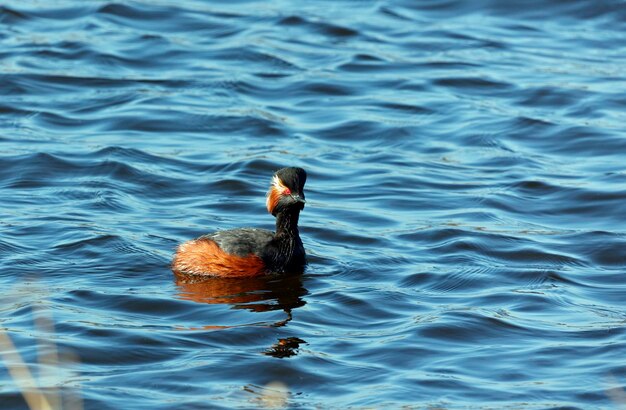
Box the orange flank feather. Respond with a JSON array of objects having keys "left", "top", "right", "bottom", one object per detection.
[{"left": 172, "top": 238, "right": 266, "bottom": 277}]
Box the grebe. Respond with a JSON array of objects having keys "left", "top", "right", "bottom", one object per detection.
[{"left": 172, "top": 167, "right": 307, "bottom": 277}]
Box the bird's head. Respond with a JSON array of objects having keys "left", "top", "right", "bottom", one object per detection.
[{"left": 266, "top": 167, "right": 307, "bottom": 216}]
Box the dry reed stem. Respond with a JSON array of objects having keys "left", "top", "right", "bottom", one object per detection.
[{"left": 0, "top": 328, "right": 54, "bottom": 410}]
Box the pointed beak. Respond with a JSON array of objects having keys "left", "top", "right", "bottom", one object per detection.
[{"left": 290, "top": 194, "right": 306, "bottom": 204}]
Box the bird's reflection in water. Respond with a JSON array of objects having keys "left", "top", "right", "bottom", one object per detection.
[
  {"left": 174, "top": 273, "right": 307, "bottom": 356},
  {"left": 263, "top": 337, "right": 307, "bottom": 358}
]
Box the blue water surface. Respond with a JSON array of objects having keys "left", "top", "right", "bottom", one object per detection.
[{"left": 1, "top": 1, "right": 626, "bottom": 409}]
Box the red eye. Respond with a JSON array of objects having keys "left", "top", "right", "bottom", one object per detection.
[{"left": 283, "top": 188, "right": 291, "bottom": 195}]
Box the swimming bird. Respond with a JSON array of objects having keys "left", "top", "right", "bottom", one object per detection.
[{"left": 172, "top": 167, "right": 307, "bottom": 277}]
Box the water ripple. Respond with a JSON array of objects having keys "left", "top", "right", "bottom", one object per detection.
[{"left": 1, "top": 0, "right": 625, "bottom": 408}]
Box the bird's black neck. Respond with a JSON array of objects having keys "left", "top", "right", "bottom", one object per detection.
[
  {"left": 274, "top": 209, "right": 301, "bottom": 239},
  {"left": 262, "top": 209, "right": 305, "bottom": 273}
]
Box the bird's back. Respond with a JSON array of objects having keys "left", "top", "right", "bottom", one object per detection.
[{"left": 200, "top": 228, "right": 274, "bottom": 257}]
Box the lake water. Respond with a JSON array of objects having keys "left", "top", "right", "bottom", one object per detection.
[{"left": 1, "top": 1, "right": 625, "bottom": 409}]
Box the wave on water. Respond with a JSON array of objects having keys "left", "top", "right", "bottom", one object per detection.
[{"left": 1, "top": 0, "right": 625, "bottom": 408}]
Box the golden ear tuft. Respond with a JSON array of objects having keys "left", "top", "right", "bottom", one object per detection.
[
  {"left": 266, "top": 175, "right": 290, "bottom": 215},
  {"left": 266, "top": 186, "right": 280, "bottom": 215}
]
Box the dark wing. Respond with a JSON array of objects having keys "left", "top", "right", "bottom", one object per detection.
[{"left": 200, "top": 228, "right": 274, "bottom": 257}]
